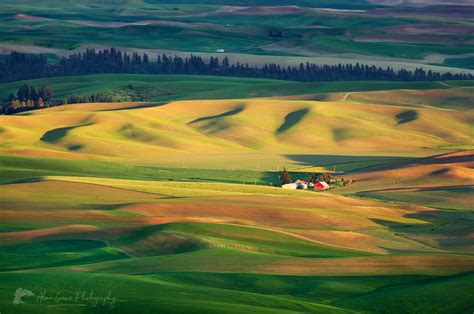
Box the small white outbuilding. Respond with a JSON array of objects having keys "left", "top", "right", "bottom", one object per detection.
[{"left": 282, "top": 183, "right": 298, "bottom": 190}]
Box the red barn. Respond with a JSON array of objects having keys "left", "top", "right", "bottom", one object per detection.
[{"left": 314, "top": 181, "right": 330, "bottom": 190}]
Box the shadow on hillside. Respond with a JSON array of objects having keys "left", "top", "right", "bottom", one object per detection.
[
  {"left": 371, "top": 209, "right": 474, "bottom": 252},
  {"left": 275, "top": 108, "right": 310, "bottom": 134},
  {"left": 0, "top": 176, "right": 45, "bottom": 185},
  {"left": 78, "top": 203, "right": 131, "bottom": 210},
  {"left": 67, "top": 144, "right": 84, "bottom": 151},
  {"left": 100, "top": 102, "right": 168, "bottom": 111},
  {"left": 284, "top": 154, "right": 411, "bottom": 168},
  {"left": 395, "top": 110, "right": 418, "bottom": 124},
  {"left": 40, "top": 123, "right": 92, "bottom": 143},
  {"left": 355, "top": 151, "right": 473, "bottom": 173},
  {"left": 188, "top": 105, "right": 245, "bottom": 124},
  {"left": 356, "top": 184, "right": 473, "bottom": 194}
]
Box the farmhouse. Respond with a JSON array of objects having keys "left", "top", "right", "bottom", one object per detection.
[
  {"left": 282, "top": 180, "right": 309, "bottom": 190},
  {"left": 314, "top": 181, "right": 330, "bottom": 190},
  {"left": 295, "top": 180, "right": 308, "bottom": 190},
  {"left": 282, "top": 183, "right": 298, "bottom": 189}
]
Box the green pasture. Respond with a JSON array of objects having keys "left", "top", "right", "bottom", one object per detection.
[
  {"left": 0, "top": 155, "right": 280, "bottom": 184},
  {"left": 1, "top": 74, "right": 472, "bottom": 104},
  {"left": 1, "top": 270, "right": 472, "bottom": 313},
  {"left": 0, "top": 154, "right": 420, "bottom": 186}
]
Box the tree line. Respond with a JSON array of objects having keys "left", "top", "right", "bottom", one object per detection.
[
  {"left": 0, "top": 83, "right": 114, "bottom": 114},
  {"left": 0, "top": 49, "right": 472, "bottom": 84},
  {"left": 1, "top": 84, "right": 54, "bottom": 114}
]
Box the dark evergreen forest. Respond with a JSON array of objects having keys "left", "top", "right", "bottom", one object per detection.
[{"left": 1, "top": 48, "right": 472, "bottom": 84}]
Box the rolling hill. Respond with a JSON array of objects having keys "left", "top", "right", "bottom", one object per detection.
[
  {"left": 0, "top": 1, "right": 473, "bottom": 311},
  {"left": 0, "top": 88, "right": 472, "bottom": 168},
  {"left": 336, "top": 150, "right": 474, "bottom": 211},
  {"left": 0, "top": 84, "right": 472, "bottom": 312},
  {"left": 1, "top": 169, "right": 473, "bottom": 312}
]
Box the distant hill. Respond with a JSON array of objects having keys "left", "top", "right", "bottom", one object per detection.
[{"left": 1, "top": 81, "right": 472, "bottom": 166}]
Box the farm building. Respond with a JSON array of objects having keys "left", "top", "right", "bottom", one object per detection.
[
  {"left": 282, "top": 183, "right": 298, "bottom": 189},
  {"left": 282, "top": 180, "right": 308, "bottom": 190},
  {"left": 314, "top": 181, "right": 330, "bottom": 190},
  {"left": 295, "top": 180, "right": 308, "bottom": 190}
]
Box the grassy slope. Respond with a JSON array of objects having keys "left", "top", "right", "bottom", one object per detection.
[
  {"left": 2, "top": 74, "right": 473, "bottom": 102},
  {"left": 356, "top": 186, "right": 474, "bottom": 211},
  {"left": 1, "top": 172, "right": 473, "bottom": 312},
  {"left": 335, "top": 150, "right": 474, "bottom": 211},
  {"left": 0, "top": 272, "right": 351, "bottom": 314},
  {"left": 1, "top": 271, "right": 473, "bottom": 313},
  {"left": 1, "top": 83, "right": 472, "bottom": 168},
  {"left": 0, "top": 55, "right": 471, "bottom": 314},
  {"left": 0, "top": 155, "right": 279, "bottom": 184},
  {"left": 0, "top": 123, "right": 472, "bottom": 312}
]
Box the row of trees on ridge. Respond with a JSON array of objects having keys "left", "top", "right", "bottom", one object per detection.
[{"left": 1, "top": 49, "right": 472, "bottom": 84}]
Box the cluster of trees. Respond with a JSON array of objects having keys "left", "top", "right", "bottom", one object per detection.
[
  {"left": 1, "top": 49, "right": 472, "bottom": 84},
  {"left": 280, "top": 168, "right": 292, "bottom": 185},
  {"left": 310, "top": 172, "right": 355, "bottom": 186},
  {"left": 0, "top": 83, "right": 118, "bottom": 114},
  {"left": 66, "top": 93, "right": 113, "bottom": 104},
  {"left": 1, "top": 84, "right": 54, "bottom": 114},
  {"left": 279, "top": 168, "right": 355, "bottom": 187},
  {"left": 310, "top": 172, "right": 332, "bottom": 184}
]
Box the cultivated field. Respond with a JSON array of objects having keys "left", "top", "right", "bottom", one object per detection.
[
  {"left": 1, "top": 171, "right": 473, "bottom": 312},
  {"left": 1, "top": 75, "right": 473, "bottom": 312},
  {"left": 1, "top": 0, "right": 473, "bottom": 312},
  {"left": 0, "top": 76, "right": 473, "bottom": 168}
]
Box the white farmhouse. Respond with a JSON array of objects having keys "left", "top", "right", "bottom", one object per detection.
[{"left": 282, "top": 183, "right": 298, "bottom": 190}]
